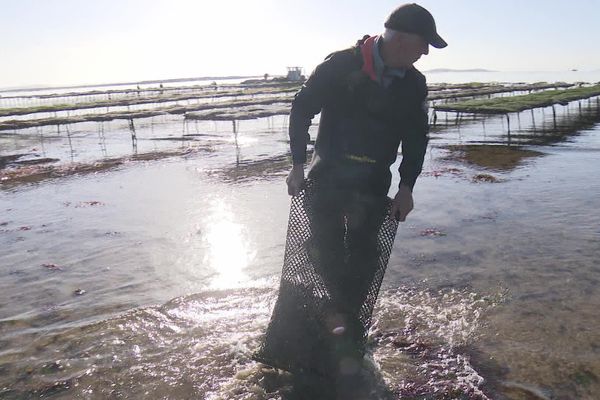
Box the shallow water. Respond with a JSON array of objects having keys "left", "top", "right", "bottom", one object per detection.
[{"left": 1, "top": 96, "right": 600, "bottom": 399}]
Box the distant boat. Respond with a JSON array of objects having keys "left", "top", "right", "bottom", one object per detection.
[{"left": 571, "top": 69, "right": 578, "bottom": 71}]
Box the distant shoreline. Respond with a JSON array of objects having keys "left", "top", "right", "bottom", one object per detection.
[
  {"left": 0, "top": 75, "right": 263, "bottom": 94},
  {"left": 425, "top": 68, "right": 496, "bottom": 73},
  {"left": 5, "top": 68, "right": 598, "bottom": 93}
]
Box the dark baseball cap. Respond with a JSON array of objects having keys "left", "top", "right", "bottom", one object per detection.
[{"left": 384, "top": 3, "right": 447, "bottom": 48}]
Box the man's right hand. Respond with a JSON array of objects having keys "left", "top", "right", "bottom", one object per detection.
[{"left": 286, "top": 164, "right": 305, "bottom": 196}]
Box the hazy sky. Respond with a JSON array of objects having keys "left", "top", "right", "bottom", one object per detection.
[{"left": 2, "top": 0, "right": 599, "bottom": 88}]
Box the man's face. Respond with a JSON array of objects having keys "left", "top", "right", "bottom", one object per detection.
[{"left": 386, "top": 31, "right": 429, "bottom": 68}]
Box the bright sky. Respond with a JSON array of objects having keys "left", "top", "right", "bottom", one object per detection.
[{"left": 1, "top": 0, "right": 599, "bottom": 88}]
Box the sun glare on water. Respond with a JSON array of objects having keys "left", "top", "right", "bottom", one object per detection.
[{"left": 203, "top": 199, "right": 254, "bottom": 289}]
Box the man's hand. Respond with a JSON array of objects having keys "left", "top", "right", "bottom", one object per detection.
[
  {"left": 390, "top": 184, "right": 414, "bottom": 221},
  {"left": 286, "top": 164, "right": 305, "bottom": 196}
]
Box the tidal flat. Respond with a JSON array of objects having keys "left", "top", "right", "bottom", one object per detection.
[{"left": 1, "top": 82, "right": 600, "bottom": 399}]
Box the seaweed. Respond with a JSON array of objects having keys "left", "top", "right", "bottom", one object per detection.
[
  {"left": 433, "top": 84, "right": 600, "bottom": 114},
  {"left": 0, "top": 85, "right": 300, "bottom": 118}
]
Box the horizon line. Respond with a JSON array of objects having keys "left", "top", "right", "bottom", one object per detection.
[{"left": 0, "top": 75, "right": 266, "bottom": 94}]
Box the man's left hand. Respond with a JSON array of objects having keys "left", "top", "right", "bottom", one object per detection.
[{"left": 390, "top": 184, "right": 414, "bottom": 222}]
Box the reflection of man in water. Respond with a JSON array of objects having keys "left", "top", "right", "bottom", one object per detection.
[{"left": 259, "top": 2, "right": 446, "bottom": 394}]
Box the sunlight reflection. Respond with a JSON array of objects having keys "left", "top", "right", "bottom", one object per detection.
[{"left": 203, "top": 199, "right": 254, "bottom": 289}]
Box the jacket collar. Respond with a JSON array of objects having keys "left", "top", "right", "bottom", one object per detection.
[
  {"left": 359, "top": 35, "right": 378, "bottom": 81},
  {"left": 360, "top": 35, "right": 408, "bottom": 85}
]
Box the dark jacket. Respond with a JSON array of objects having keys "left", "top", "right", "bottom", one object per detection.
[{"left": 289, "top": 35, "right": 429, "bottom": 196}]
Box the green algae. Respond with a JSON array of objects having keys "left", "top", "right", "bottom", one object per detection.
[
  {"left": 429, "top": 82, "right": 493, "bottom": 91},
  {"left": 0, "top": 96, "right": 294, "bottom": 131},
  {"left": 1, "top": 82, "right": 572, "bottom": 119},
  {"left": 571, "top": 369, "right": 599, "bottom": 388},
  {"left": 434, "top": 84, "right": 600, "bottom": 114},
  {"left": 186, "top": 103, "right": 291, "bottom": 121},
  {"left": 0, "top": 80, "right": 299, "bottom": 101},
  {"left": 430, "top": 82, "right": 574, "bottom": 101},
  {"left": 0, "top": 85, "right": 300, "bottom": 118},
  {"left": 1, "top": 81, "right": 594, "bottom": 133}
]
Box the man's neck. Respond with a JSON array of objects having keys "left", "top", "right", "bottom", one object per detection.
[{"left": 380, "top": 39, "right": 412, "bottom": 69}]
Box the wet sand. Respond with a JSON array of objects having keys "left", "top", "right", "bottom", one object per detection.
[{"left": 1, "top": 93, "right": 600, "bottom": 399}]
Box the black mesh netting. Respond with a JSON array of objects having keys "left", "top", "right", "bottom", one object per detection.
[{"left": 254, "top": 179, "right": 399, "bottom": 376}]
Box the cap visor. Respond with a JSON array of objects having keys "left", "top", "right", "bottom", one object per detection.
[{"left": 429, "top": 33, "right": 447, "bottom": 49}]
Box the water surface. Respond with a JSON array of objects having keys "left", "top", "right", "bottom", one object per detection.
[{"left": 1, "top": 94, "right": 600, "bottom": 399}]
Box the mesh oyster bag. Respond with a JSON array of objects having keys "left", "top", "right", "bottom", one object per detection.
[{"left": 254, "top": 179, "right": 399, "bottom": 376}]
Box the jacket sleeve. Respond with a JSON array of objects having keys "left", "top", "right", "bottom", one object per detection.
[
  {"left": 289, "top": 54, "right": 338, "bottom": 165},
  {"left": 399, "top": 82, "right": 429, "bottom": 191}
]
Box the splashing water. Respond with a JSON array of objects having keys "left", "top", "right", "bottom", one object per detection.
[
  {"left": 369, "top": 286, "right": 507, "bottom": 399},
  {"left": 0, "top": 284, "right": 506, "bottom": 399}
]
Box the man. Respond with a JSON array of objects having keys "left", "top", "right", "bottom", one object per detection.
[{"left": 256, "top": 2, "right": 447, "bottom": 391}]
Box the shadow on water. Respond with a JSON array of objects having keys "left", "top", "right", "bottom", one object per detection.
[
  {"left": 208, "top": 153, "right": 290, "bottom": 183},
  {"left": 208, "top": 148, "right": 313, "bottom": 184}
]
